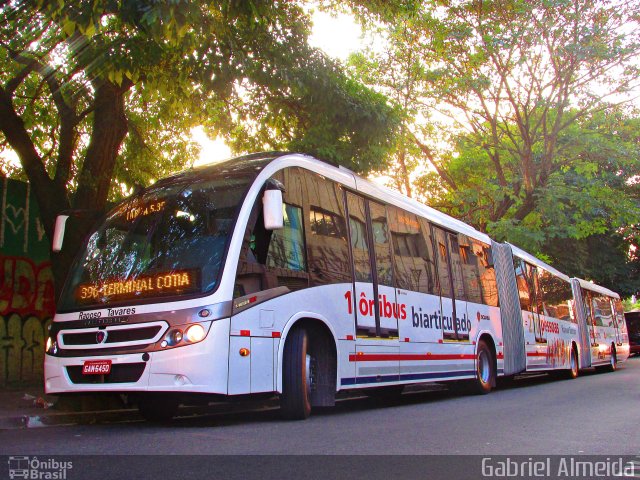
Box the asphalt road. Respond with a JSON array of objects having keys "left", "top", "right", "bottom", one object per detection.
[{"left": 1, "top": 358, "right": 639, "bottom": 479}]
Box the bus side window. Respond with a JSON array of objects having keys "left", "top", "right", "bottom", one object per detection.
[
  {"left": 459, "top": 234, "right": 482, "bottom": 304},
  {"left": 304, "top": 172, "right": 352, "bottom": 286},
  {"left": 388, "top": 206, "right": 437, "bottom": 295},
  {"left": 347, "top": 193, "right": 373, "bottom": 283},
  {"left": 234, "top": 168, "right": 309, "bottom": 297},
  {"left": 472, "top": 240, "right": 499, "bottom": 307},
  {"left": 432, "top": 226, "right": 452, "bottom": 298},
  {"left": 369, "top": 202, "right": 393, "bottom": 287},
  {"left": 265, "top": 203, "right": 307, "bottom": 272},
  {"left": 447, "top": 234, "right": 467, "bottom": 302},
  {"left": 513, "top": 257, "right": 532, "bottom": 311}
]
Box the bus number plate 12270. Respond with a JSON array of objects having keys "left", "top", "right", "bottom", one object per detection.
[{"left": 82, "top": 360, "right": 112, "bottom": 375}]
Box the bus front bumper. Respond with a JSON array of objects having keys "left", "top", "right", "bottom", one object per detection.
[{"left": 44, "top": 319, "right": 231, "bottom": 395}]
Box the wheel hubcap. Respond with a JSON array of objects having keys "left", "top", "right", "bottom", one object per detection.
[
  {"left": 478, "top": 351, "right": 490, "bottom": 384},
  {"left": 305, "top": 354, "right": 316, "bottom": 397}
]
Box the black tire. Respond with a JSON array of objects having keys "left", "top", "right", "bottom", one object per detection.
[
  {"left": 281, "top": 328, "right": 313, "bottom": 420},
  {"left": 471, "top": 340, "right": 495, "bottom": 395},
  {"left": 606, "top": 346, "right": 618, "bottom": 372},
  {"left": 565, "top": 346, "right": 579, "bottom": 379},
  {"left": 137, "top": 395, "right": 179, "bottom": 422}
]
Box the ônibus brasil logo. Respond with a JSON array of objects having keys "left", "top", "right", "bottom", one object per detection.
[{"left": 8, "top": 456, "right": 72, "bottom": 479}]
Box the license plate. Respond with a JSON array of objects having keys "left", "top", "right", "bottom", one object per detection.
[{"left": 82, "top": 360, "right": 112, "bottom": 375}]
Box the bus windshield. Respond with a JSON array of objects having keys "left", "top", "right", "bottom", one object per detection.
[{"left": 58, "top": 174, "right": 253, "bottom": 311}]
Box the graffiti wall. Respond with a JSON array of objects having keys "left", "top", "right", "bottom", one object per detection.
[{"left": 0, "top": 178, "right": 55, "bottom": 387}]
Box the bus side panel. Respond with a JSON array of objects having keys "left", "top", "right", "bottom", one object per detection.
[
  {"left": 396, "top": 290, "right": 443, "bottom": 344},
  {"left": 250, "top": 337, "right": 275, "bottom": 393},
  {"left": 230, "top": 284, "right": 353, "bottom": 393},
  {"left": 228, "top": 336, "right": 251, "bottom": 394},
  {"left": 469, "top": 302, "right": 504, "bottom": 374}
]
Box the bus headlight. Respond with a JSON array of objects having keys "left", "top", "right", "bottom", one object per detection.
[
  {"left": 185, "top": 324, "right": 206, "bottom": 343},
  {"left": 161, "top": 322, "right": 210, "bottom": 348},
  {"left": 45, "top": 336, "right": 58, "bottom": 355},
  {"left": 166, "top": 329, "right": 183, "bottom": 346}
]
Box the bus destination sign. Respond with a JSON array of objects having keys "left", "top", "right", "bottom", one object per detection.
[{"left": 76, "top": 270, "right": 198, "bottom": 303}]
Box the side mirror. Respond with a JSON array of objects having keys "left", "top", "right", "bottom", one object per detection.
[
  {"left": 52, "top": 215, "right": 70, "bottom": 252},
  {"left": 263, "top": 189, "right": 284, "bottom": 230}
]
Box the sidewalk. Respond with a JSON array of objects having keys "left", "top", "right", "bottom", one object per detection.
[{"left": 0, "top": 386, "right": 138, "bottom": 430}]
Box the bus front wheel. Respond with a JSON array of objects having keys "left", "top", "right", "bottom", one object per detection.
[{"left": 280, "top": 327, "right": 314, "bottom": 420}]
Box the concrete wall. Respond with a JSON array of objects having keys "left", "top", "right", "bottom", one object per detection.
[{"left": 0, "top": 178, "right": 55, "bottom": 387}]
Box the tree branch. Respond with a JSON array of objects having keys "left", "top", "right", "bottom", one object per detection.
[{"left": 409, "top": 131, "right": 457, "bottom": 190}]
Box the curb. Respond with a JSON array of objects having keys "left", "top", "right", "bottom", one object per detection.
[
  {"left": 0, "top": 408, "right": 141, "bottom": 430},
  {"left": 0, "top": 399, "right": 277, "bottom": 430},
  {"left": 0, "top": 384, "right": 449, "bottom": 430}
]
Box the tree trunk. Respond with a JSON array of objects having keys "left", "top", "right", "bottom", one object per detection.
[
  {"left": 397, "top": 149, "right": 412, "bottom": 198},
  {"left": 74, "top": 80, "right": 129, "bottom": 210},
  {"left": 51, "top": 80, "right": 130, "bottom": 300}
]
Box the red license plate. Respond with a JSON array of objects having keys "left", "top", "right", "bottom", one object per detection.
[{"left": 82, "top": 360, "right": 112, "bottom": 375}]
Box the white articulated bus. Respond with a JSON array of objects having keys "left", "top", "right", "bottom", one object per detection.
[
  {"left": 44, "top": 153, "right": 629, "bottom": 420},
  {"left": 570, "top": 279, "right": 630, "bottom": 371}
]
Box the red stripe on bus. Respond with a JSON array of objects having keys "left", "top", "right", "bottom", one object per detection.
[
  {"left": 348, "top": 353, "right": 476, "bottom": 362},
  {"left": 527, "top": 352, "right": 547, "bottom": 357}
]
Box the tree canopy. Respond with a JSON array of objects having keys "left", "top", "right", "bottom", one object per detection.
[
  {"left": 0, "top": 0, "right": 398, "bottom": 288},
  {"left": 350, "top": 0, "right": 640, "bottom": 293}
]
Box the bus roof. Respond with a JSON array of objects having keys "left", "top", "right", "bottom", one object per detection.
[
  {"left": 573, "top": 278, "right": 620, "bottom": 299},
  {"left": 353, "top": 174, "right": 493, "bottom": 244},
  {"left": 508, "top": 243, "right": 571, "bottom": 282},
  {"left": 265, "top": 153, "right": 493, "bottom": 245}
]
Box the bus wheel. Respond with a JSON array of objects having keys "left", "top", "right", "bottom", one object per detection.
[
  {"left": 566, "top": 346, "right": 579, "bottom": 379},
  {"left": 607, "top": 346, "right": 617, "bottom": 372},
  {"left": 281, "top": 327, "right": 313, "bottom": 420},
  {"left": 137, "top": 395, "right": 179, "bottom": 422},
  {"left": 472, "top": 340, "right": 495, "bottom": 395}
]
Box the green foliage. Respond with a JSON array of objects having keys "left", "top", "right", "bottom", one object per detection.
[
  {"left": 350, "top": 0, "right": 640, "bottom": 291},
  {"left": 0, "top": 0, "right": 398, "bottom": 202},
  {"left": 0, "top": 0, "right": 398, "bottom": 289},
  {"left": 544, "top": 233, "right": 639, "bottom": 298},
  {"left": 431, "top": 109, "right": 640, "bottom": 249},
  {"left": 622, "top": 298, "right": 640, "bottom": 312}
]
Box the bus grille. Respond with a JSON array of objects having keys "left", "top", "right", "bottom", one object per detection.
[
  {"left": 66, "top": 363, "right": 146, "bottom": 384},
  {"left": 58, "top": 321, "right": 167, "bottom": 350},
  {"left": 61, "top": 326, "right": 162, "bottom": 346}
]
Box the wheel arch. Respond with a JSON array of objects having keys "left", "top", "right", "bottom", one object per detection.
[
  {"left": 276, "top": 313, "right": 339, "bottom": 395},
  {"left": 571, "top": 340, "right": 581, "bottom": 369},
  {"left": 476, "top": 331, "right": 498, "bottom": 387}
]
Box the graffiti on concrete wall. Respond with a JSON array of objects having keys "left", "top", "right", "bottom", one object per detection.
[{"left": 0, "top": 178, "right": 54, "bottom": 386}]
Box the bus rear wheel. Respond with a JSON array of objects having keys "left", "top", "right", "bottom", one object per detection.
[
  {"left": 471, "top": 340, "right": 495, "bottom": 395},
  {"left": 565, "top": 346, "right": 579, "bottom": 379},
  {"left": 606, "top": 346, "right": 617, "bottom": 372},
  {"left": 280, "top": 327, "right": 314, "bottom": 420}
]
